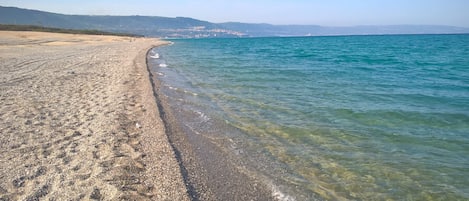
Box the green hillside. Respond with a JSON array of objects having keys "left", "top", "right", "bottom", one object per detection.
[{"left": 1, "top": 6, "right": 468, "bottom": 38}]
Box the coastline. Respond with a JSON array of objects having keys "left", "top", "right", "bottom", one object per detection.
[
  {"left": 0, "top": 31, "right": 189, "bottom": 200},
  {"left": 147, "top": 47, "right": 276, "bottom": 201}
]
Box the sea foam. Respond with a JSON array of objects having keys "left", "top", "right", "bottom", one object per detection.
[{"left": 150, "top": 53, "right": 160, "bottom": 59}]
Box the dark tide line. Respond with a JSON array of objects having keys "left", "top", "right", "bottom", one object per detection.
[
  {"left": 145, "top": 48, "right": 200, "bottom": 200},
  {"left": 145, "top": 48, "right": 275, "bottom": 201}
]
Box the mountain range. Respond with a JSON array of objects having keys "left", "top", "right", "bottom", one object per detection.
[{"left": 1, "top": 6, "right": 469, "bottom": 38}]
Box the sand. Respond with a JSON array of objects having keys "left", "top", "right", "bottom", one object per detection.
[{"left": 0, "top": 31, "right": 189, "bottom": 200}]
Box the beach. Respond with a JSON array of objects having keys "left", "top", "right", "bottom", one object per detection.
[
  {"left": 3, "top": 31, "right": 467, "bottom": 201},
  {"left": 0, "top": 31, "right": 189, "bottom": 200}
]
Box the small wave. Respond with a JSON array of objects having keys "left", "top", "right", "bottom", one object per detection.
[
  {"left": 272, "top": 185, "right": 296, "bottom": 201},
  {"left": 164, "top": 84, "right": 177, "bottom": 91},
  {"left": 183, "top": 90, "right": 198, "bottom": 96},
  {"left": 150, "top": 53, "right": 160, "bottom": 59},
  {"left": 195, "top": 110, "right": 210, "bottom": 122},
  {"left": 159, "top": 63, "right": 168, "bottom": 67}
]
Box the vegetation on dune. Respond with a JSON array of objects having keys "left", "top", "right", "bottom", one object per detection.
[{"left": 0, "top": 24, "right": 143, "bottom": 37}]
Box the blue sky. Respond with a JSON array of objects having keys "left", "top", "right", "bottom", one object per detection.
[{"left": 1, "top": 0, "right": 468, "bottom": 27}]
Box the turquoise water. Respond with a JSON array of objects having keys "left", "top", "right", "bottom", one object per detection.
[{"left": 150, "top": 34, "right": 469, "bottom": 200}]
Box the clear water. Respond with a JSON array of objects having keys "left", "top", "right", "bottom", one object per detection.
[{"left": 149, "top": 34, "right": 469, "bottom": 200}]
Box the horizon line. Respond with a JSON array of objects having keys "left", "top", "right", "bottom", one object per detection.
[{"left": 2, "top": 5, "right": 469, "bottom": 29}]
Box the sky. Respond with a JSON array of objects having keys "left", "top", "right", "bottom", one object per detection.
[{"left": 1, "top": 0, "right": 469, "bottom": 27}]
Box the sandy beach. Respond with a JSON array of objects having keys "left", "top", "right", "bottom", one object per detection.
[{"left": 0, "top": 31, "right": 189, "bottom": 200}]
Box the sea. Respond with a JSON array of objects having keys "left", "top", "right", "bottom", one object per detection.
[{"left": 148, "top": 34, "right": 469, "bottom": 200}]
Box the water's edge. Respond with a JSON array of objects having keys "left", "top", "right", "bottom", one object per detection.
[
  {"left": 144, "top": 47, "right": 199, "bottom": 199},
  {"left": 146, "top": 47, "right": 276, "bottom": 201}
]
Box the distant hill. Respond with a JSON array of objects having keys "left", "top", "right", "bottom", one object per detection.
[
  {"left": 0, "top": 6, "right": 242, "bottom": 38},
  {"left": 221, "top": 23, "right": 469, "bottom": 37},
  {"left": 0, "top": 24, "right": 141, "bottom": 37},
  {"left": 1, "top": 6, "right": 468, "bottom": 38}
]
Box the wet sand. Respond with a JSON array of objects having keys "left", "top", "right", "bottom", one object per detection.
[
  {"left": 0, "top": 31, "right": 189, "bottom": 200},
  {"left": 148, "top": 51, "right": 276, "bottom": 201}
]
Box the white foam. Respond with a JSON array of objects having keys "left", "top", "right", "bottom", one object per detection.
[
  {"left": 150, "top": 53, "right": 160, "bottom": 59},
  {"left": 195, "top": 110, "right": 210, "bottom": 122},
  {"left": 272, "top": 185, "right": 296, "bottom": 201},
  {"left": 183, "top": 90, "right": 198, "bottom": 96},
  {"left": 159, "top": 63, "right": 168, "bottom": 67}
]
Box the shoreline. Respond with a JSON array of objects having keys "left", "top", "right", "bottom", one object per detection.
[
  {"left": 0, "top": 31, "right": 189, "bottom": 200},
  {"left": 147, "top": 47, "right": 276, "bottom": 201}
]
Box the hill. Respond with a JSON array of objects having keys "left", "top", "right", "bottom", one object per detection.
[
  {"left": 1, "top": 6, "right": 468, "bottom": 38},
  {"left": 0, "top": 24, "right": 141, "bottom": 37},
  {"left": 0, "top": 6, "right": 243, "bottom": 38}
]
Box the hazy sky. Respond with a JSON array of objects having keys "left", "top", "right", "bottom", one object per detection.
[{"left": 1, "top": 0, "right": 468, "bottom": 27}]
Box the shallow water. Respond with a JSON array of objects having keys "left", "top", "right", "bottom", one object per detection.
[{"left": 149, "top": 34, "right": 469, "bottom": 200}]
